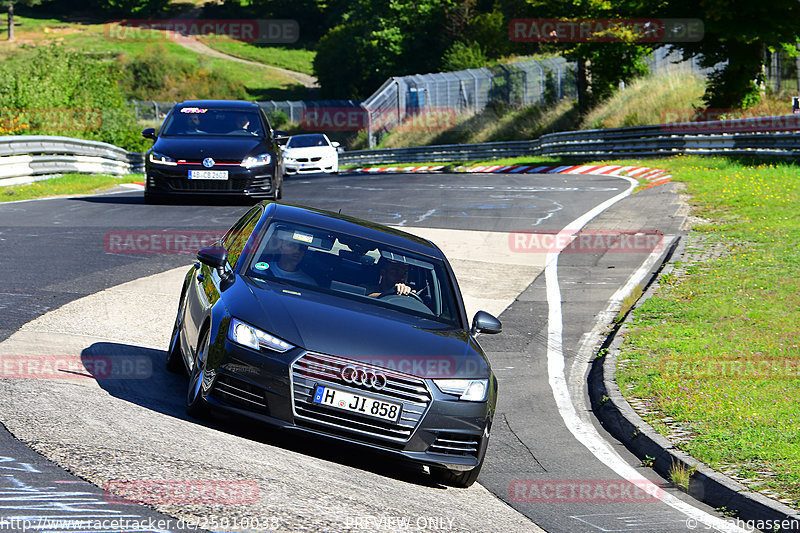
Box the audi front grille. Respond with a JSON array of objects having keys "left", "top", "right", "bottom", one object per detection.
[{"left": 290, "top": 352, "right": 431, "bottom": 446}]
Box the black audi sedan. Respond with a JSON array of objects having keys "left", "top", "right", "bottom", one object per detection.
[
  {"left": 142, "top": 100, "right": 285, "bottom": 204},
  {"left": 167, "top": 202, "right": 502, "bottom": 487}
]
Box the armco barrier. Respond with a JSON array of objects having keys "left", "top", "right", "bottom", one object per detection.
[
  {"left": 0, "top": 135, "right": 144, "bottom": 182},
  {"left": 340, "top": 115, "right": 800, "bottom": 165},
  {"left": 2, "top": 114, "right": 798, "bottom": 182}
]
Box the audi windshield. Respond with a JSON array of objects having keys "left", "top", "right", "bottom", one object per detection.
[{"left": 245, "top": 221, "right": 462, "bottom": 327}]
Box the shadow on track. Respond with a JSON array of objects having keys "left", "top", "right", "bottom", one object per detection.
[{"left": 82, "top": 341, "right": 439, "bottom": 488}]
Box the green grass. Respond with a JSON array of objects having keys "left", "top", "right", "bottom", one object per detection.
[
  {"left": 371, "top": 99, "right": 580, "bottom": 150},
  {"left": 580, "top": 73, "right": 706, "bottom": 129},
  {"left": 0, "top": 16, "right": 308, "bottom": 101},
  {"left": 199, "top": 38, "right": 316, "bottom": 76},
  {"left": 337, "top": 152, "right": 800, "bottom": 508},
  {"left": 611, "top": 155, "right": 800, "bottom": 507},
  {"left": 0, "top": 174, "right": 141, "bottom": 202}
]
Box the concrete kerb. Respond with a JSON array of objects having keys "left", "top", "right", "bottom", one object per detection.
[{"left": 588, "top": 236, "right": 800, "bottom": 531}]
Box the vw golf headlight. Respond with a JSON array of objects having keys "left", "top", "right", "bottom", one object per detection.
[
  {"left": 228, "top": 318, "right": 293, "bottom": 353},
  {"left": 241, "top": 153, "right": 271, "bottom": 168},
  {"left": 433, "top": 379, "right": 488, "bottom": 402},
  {"left": 149, "top": 151, "right": 177, "bottom": 166}
]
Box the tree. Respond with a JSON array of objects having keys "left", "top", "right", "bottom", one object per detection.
[
  {"left": 522, "top": 0, "right": 654, "bottom": 111},
  {"left": 2, "top": 0, "right": 42, "bottom": 41},
  {"left": 644, "top": 0, "right": 800, "bottom": 108},
  {"left": 314, "top": 0, "right": 454, "bottom": 99}
]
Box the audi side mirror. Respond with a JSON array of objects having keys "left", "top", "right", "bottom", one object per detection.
[
  {"left": 142, "top": 128, "right": 156, "bottom": 140},
  {"left": 471, "top": 311, "right": 502, "bottom": 336},
  {"left": 197, "top": 246, "right": 229, "bottom": 278}
]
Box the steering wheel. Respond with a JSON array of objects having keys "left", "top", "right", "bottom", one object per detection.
[{"left": 377, "top": 288, "right": 425, "bottom": 304}]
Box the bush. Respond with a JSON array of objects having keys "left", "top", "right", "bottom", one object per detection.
[
  {"left": 119, "top": 47, "right": 248, "bottom": 101},
  {"left": 267, "top": 110, "right": 289, "bottom": 129},
  {"left": 0, "top": 45, "right": 147, "bottom": 151},
  {"left": 441, "top": 41, "right": 487, "bottom": 72}
]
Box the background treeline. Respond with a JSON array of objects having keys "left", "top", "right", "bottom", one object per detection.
[
  {"left": 3, "top": 0, "right": 800, "bottom": 151},
  {"left": 9, "top": 0, "right": 800, "bottom": 108},
  {"left": 85, "top": 0, "right": 800, "bottom": 110}
]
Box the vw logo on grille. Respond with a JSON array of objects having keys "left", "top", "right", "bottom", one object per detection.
[
  {"left": 341, "top": 365, "right": 387, "bottom": 390},
  {"left": 202, "top": 157, "right": 215, "bottom": 168}
]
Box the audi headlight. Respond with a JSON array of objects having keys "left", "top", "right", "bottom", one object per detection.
[
  {"left": 149, "top": 151, "right": 177, "bottom": 166},
  {"left": 241, "top": 153, "right": 271, "bottom": 168},
  {"left": 433, "top": 379, "right": 488, "bottom": 402},
  {"left": 228, "top": 318, "right": 293, "bottom": 353}
]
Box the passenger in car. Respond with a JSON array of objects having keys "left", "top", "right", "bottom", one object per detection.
[{"left": 270, "top": 237, "right": 317, "bottom": 286}]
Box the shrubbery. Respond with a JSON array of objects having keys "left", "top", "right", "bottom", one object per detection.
[
  {"left": 0, "top": 45, "right": 147, "bottom": 150},
  {"left": 119, "top": 47, "right": 248, "bottom": 101}
]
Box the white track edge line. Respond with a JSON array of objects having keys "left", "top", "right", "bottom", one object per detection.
[{"left": 545, "top": 178, "right": 748, "bottom": 532}]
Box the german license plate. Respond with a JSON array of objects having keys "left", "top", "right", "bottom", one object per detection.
[
  {"left": 313, "top": 385, "right": 401, "bottom": 422},
  {"left": 189, "top": 170, "right": 228, "bottom": 180}
]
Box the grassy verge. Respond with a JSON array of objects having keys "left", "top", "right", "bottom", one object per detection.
[
  {"left": 609, "top": 156, "right": 800, "bottom": 507},
  {"left": 367, "top": 99, "right": 580, "bottom": 150},
  {"left": 340, "top": 154, "right": 800, "bottom": 507},
  {"left": 198, "top": 37, "right": 316, "bottom": 75},
  {"left": 0, "top": 174, "right": 141, "bottom": 202},
  {"left": 0, "top": 16, "right": 308, "bottom": 101}
]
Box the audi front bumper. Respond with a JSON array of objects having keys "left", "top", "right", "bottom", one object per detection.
[{"left": 201, "top": 341, "right": 495, "bottom": 470}]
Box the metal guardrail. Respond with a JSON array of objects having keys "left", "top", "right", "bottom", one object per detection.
[
  {"left": 2, "top": 114, "right": 798, "bottom": 183},
  {"left": 340, "top": 115, "right": 800, "bottom": 165},
  {"left": 0, "top": 136, "right": 143, "bottom": 182}
]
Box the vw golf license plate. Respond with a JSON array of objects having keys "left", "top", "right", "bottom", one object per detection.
[
  {"left": 313, "top": 385, "right": 400, "bottom": 422},
  {"left": 189, "top": 170, "right": 228, "bottom": 180}
]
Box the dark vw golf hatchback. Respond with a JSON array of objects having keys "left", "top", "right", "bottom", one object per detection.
[
  {"left": 168, "top": 202, "right": 502, "bottom": 487},
  {"left": 142, "top": 100, "right": 285, "bottom": 203}
]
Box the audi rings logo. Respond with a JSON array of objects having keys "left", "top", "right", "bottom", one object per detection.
[{"left": 341, "top": 365, "right": 387, "bottom": 390}]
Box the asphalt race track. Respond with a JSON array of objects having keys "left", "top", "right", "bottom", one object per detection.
[{"left": 0, "top": 172, "right": 748, "bottom": 532}]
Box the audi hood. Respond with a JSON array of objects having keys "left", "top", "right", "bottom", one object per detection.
[{"left": 231, "top": 276, "right": 491, "bottom": 380}]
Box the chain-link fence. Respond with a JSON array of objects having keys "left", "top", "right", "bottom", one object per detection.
[
  {"left": 647, "top": 46, "right": 800, "bottom": 97},
  {"left": 645, "top": 46, "right": 718, "bottom": 77},
  {"left": 362, "top": 57, "right": 577, "bottom": 147},
  {"left": 764, "top": 47, "right": 800, "bottom": 94}
]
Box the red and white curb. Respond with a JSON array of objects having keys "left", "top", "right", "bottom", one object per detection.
[
  {"left": 344, "top": 164, "right": 671, "bottom": 184},
  {"left": 348, "top": 165, "right": 447, "bottom": 174},
  {"left": 462, "top": 164, "right": 671, "bottom": 184}
]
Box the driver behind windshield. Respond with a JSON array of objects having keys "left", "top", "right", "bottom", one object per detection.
[{"left": 367, "top": 258, "right": 413, "bottom": 297}]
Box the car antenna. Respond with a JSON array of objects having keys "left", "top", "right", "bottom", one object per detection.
[{"left": 338, "top": 208, "right": 342, "bottom": 214}]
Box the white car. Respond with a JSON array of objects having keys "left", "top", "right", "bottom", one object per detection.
[{"left": 282, "top": 133, "right": 340, "bottom": 175}]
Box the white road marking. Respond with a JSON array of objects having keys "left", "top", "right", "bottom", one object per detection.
[{"left": 545, "top": 176, "right": 748, "bottom": 533}]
